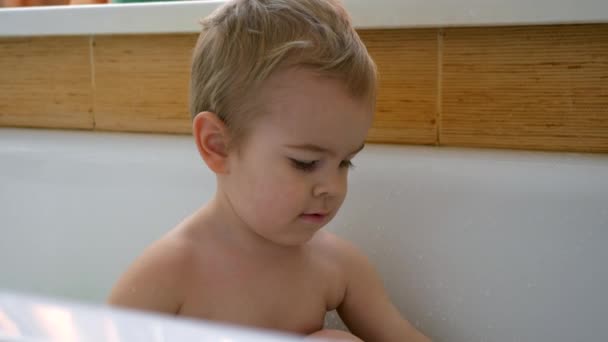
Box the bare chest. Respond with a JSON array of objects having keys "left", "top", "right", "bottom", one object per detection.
[{"left": 178, "top": 251, "right": 340, "bottom": 334}]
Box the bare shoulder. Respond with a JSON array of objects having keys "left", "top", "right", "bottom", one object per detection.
[
  {"left": 107, "top": 228, "right": 199, "bottom": 314},
  {"left": 308, "top": 231, "right": 371, "bottom": 308},
  {"left": 311, "top": 230, "right": 369, "bottom": 271}
]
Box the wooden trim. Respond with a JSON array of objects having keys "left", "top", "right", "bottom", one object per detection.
[
  {"left": 441, "top": 24, "right": 608, "bottom": 152},
  {"left": 1, "top": 24, "right": 607, "bottom": 152},
  {"left": 361, "top": 29, "right": 438, "bottom": 145},
  {"left": 0, "top": 36, "right": 93, "bottom": 129},
  {"left": 92, "top": 34, "right": 195, "bottom": 134}
]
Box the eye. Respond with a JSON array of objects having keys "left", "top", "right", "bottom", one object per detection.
[
  {"left": 340, "top": 160, "right": 355, "bottom": 169},
  {"left": 290, "top": 158, "right": 318, "bottom": 172}
]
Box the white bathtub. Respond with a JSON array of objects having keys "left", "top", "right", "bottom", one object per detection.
[{"left": 1, "top": 127, "right": 607, "bottom": 342}]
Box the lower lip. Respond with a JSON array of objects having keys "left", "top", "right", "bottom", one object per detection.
[{"left": 300, "top": 214, "right": 328, "bottom": 224}]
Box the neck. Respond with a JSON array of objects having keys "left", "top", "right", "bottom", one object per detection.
[{"left": 198, "top": 190, "right": 304, "bottom": 258}]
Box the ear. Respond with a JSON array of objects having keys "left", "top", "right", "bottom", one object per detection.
[{"left": 192, "top": 111, "right": 230, "bottom": 174}]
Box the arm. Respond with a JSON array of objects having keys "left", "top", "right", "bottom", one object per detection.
[
  {"left": 107, "top": 237, "right": 192, "bottom": 315},
  {"left": 336, "top": 241, "right": 431, "bottom": 342}
]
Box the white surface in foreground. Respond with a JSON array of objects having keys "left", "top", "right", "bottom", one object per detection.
[{"left": 0, "top": 291, "right": 306, "bottom": 341}]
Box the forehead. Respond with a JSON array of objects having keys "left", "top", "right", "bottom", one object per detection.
[{"left": 252, "top": 68, "right": 374, "bottom": 147}]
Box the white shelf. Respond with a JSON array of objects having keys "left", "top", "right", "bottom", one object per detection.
[{"left": 0, "top": 0, "right": 607, "bottom": 37}]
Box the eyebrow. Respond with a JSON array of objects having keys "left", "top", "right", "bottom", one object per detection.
[{"left": 285, "top": 143, "right": 365, "bottom": 157}]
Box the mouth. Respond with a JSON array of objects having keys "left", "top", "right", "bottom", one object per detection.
[{"left": 299, "top": 212, "right": 329, "bottom": 224}]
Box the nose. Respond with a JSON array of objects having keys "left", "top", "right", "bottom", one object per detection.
[{"left": 312, "top": 169, "right": 346, "bottom": 199}]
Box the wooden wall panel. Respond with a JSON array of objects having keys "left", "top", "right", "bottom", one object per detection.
[
  {"left": 93, "top": 34, "right": 197, "bottom": 134},
  {"left": 1, "top": 24, "right": 606, "bottom": 153},
  {"left": 442, "top": 25, "right": 608, "bottom": 152},
  {"left": 359, "top": 29, "right": 438, "bottom": 145},
  {"left": 0, "top": 37, "right": 93, "bottom": 129}
]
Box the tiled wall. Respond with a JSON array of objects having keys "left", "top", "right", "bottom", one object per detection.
[{"left": 1, "top": 24, "right": 607, "bottom": 152}]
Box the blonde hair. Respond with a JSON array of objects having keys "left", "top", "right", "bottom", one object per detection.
[{"left": 190, "top": 0, "right": 377, "bottom": 148}]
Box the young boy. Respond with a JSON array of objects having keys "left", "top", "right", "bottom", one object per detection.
[{"left": 108, "top": 0, "right": 430, "bottom": 341}]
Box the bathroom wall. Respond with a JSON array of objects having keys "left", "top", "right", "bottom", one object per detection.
[{"left": 1, "top": 128, "right": 607, "bottom": 341}]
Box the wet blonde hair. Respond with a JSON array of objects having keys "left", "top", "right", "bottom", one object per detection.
[{"left": 190, "top": 0, "right": 377, "bottom": 148}]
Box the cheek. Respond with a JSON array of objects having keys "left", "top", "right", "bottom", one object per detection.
[{"left": 243, "top": 164, "right": 308, "bottom": 220}]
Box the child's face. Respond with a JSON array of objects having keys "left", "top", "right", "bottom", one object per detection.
[{"left": 222, "top": 68, "right": 374, "bottom": 246}]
